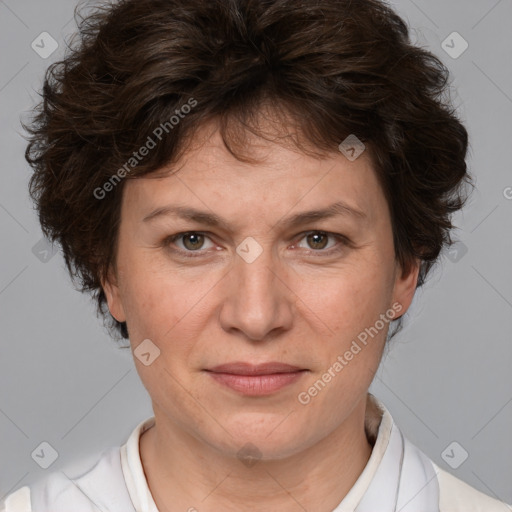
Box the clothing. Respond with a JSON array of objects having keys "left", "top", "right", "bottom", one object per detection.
[{"left": 1, "top": 395, "right": 510, "bottom": 512}]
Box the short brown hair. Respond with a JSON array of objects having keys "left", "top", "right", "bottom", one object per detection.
[{"left": 25, "top": 0, "right": 471, "bottom": 342}]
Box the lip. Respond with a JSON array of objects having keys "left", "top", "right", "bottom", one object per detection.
[
  {"left": 207, "top": 362, "right": 304, "bottom": 375},
  {"left": 205, "top": 362, "right": 307, "bottom": 396}
]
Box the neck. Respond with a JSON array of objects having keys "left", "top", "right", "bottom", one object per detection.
[{"left": 140, "top": 395, "right": 377, "bottom": 512}]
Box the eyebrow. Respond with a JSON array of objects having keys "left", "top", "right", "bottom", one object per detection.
[{"left": 142, "top": 200, "right": 367, "bottom": 230}]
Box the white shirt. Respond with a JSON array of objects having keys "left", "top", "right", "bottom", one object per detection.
[{"left": 2, "top": 395, "right": 510, "bottom": 512}]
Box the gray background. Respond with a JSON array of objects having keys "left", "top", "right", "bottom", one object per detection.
[{"left": 1, "top": 0, "right": 511, "bottom": 505}]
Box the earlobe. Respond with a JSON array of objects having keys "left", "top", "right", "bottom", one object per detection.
[
  {"left": 392, "top": 258, "right": 421, "bottom": 316},
  {"left": 101, "top": 266, "right": 127, "bottom": 323}
]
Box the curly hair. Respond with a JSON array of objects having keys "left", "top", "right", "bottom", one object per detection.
[{"left": 24, "top": 0, "right": 471, "bottom": 342}]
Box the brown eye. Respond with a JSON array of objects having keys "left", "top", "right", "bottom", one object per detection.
[
  {"left": 181, "top": 233, "right": 205, "bottom": 250},
  {"left": 306, "top": 232, "right": 329, "bottom": 250},
  {"left": 164, "top": 231, "right": 215, "bottom": 255},
  {"left": 294, "top": 231, "right": 349, "bottom": 257}
]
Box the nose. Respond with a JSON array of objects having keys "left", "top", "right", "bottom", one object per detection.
[{"left": 218, "top": 244, "right": 294, "bottom": 342}]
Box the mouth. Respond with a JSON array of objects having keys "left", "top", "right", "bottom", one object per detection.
[{"left": 204, "top": 362, "right": 308, "bottom": 396}]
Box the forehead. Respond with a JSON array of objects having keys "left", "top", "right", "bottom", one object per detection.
[{"left": 122, "top": 121, "right": 386, "bottom": 229}]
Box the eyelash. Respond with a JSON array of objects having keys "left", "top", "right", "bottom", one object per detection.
[{"left": 162, "top": 231, "right": 350, "bottom": 258}]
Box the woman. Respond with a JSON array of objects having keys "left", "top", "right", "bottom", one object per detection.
[{"left": 2, "top": 0, "right": 510, "bottom": 510}]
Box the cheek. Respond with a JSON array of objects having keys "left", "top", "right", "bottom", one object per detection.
[
  {"left": 119, "top": 265, "right": 216, "bottom": 349},
  {"left": 116, "top": 266, "right": 176, "bottom": 342},
  {"left": 295, "top": 258, "right": 394, "bottom": 338}
]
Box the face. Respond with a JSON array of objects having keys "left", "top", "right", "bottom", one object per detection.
[{"left": 102, "top": 120, "right": 419, "bottom": 460}]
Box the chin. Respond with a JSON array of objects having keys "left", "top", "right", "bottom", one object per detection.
[{"left": 206, "top": 416, "right": 315, "bottom": 461}]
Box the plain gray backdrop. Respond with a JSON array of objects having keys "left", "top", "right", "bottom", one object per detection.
[{"left": 1, "top": 0, "right": 511, "bottom": 505}]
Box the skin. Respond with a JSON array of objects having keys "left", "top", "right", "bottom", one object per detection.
[{"left": 102, "top": 118, "right": 420, "bottom": 512}]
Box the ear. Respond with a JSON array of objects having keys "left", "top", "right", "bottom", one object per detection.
[
  {"left": 391, "top": 258, "right": 421, "bottom": 317},
  {"left": 101, "top": 265, "right": 127, "bottom": 323}
]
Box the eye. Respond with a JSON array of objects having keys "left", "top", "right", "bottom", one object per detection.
[
  {"left": 293, "top": 231, "right": 347, "bottom": 255},
  {"left": 163, "top": 230, "right": 349, "bottom": 258},
  {"left": 164, "top": 232, "right": 216, "bottom": 255}
]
